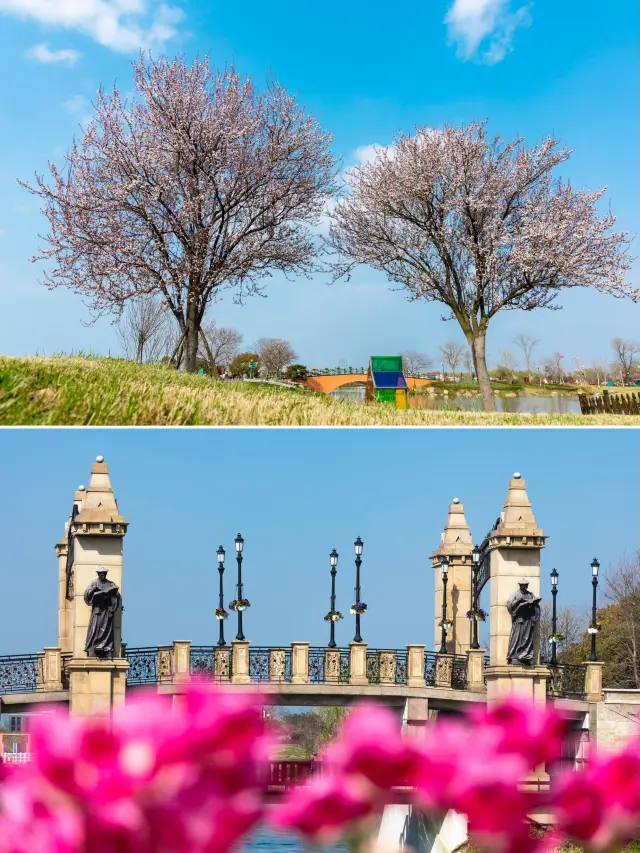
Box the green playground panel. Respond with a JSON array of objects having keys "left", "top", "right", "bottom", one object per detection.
[
  {"left": 374, "top": 388, "right": 398, "bottom": 403},
  {"left": 370, "top": 356, "right": 403, "bottom": 372}
]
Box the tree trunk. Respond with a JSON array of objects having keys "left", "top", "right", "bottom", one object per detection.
[
  {"left": 183, "top": 309, "right": 199, "bottom": 373},
  {"left": 470, "top": 333, "right": 495, "bottom": 412}
]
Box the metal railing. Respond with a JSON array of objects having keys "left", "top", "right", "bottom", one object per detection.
[
  {"left": 249, "top": 647, "right": 292, "bottom": 683},
  {"left": 365, "top": 649, "right": 409, "bottom": 684},
  {"left": 0, "top": 654, "right": 41, "bottom": 693},
  {"left": 267, "top": 759, "right": 322, "bottom": 789},
  {"left": 423, "top": 650, "right": 469, "bottom": 689},
  {"left": 190, "top": 646, "right": 233, "bottom": 681},
  {"left": 308, "top": 647, "right": 350, "bottom": 683},
  {"left": 547, "top": 664, "right": 588, "bottom": 699},
  {"left": 125, "top": 647, "right": 160, "bottom": 685}
]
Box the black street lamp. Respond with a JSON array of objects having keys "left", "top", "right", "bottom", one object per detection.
[
  {"left": 550, "top": 567, "right": 559, "bottom": 666},
  {"left": 589, "top": 558, "right": 600, "bottom": 662},
  {"left": 328, "top": 549, "right": 339, "bottom": 648},
  {"left": 235, "top": 533, "right": 245, "bottom": 641},
  {"left": 471, "top": 545, "right": 481, "bottom": 650},
  {"left": 353, "top": 537, "right": 364, "bottom": 643},
  {"left": 439, "top": 556, "right": 450, "bottom": 655},
  {"left": 217, "top": 545, "right": 226, "bottom": 647}
]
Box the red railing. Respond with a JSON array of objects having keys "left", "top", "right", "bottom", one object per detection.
[{"left": 267, "top": 759, "right": 323, "bottom": 789}]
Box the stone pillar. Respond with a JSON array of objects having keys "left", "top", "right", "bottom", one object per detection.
[
  {"left": 324, "top": 649, "right": 342, "bottom": 683},
  {"left": 172, "top": 641, "right": 191, "bottom": 683},
  {"left": 585, "top": 661, "right": 604, "bottom": 703},
  {"left": 487, "top": 473, "right": 546, "bottom": 668},
  {"left": 67, "top": 658, "right": 129, "bottom": 716},
  {"left": 269, "top": 648, "right": 288, "bottom": 682},
  {"left": 158, "top": 645, "right": 173, "bottom": 682},
  {"left": 378, "top": 650, "right": 397, "bottom": 684},
  {"left": 214, "top": 647, "right": 231, "bottom": 681},
  {"left": 466, "top": 649, "right": 486, "bottom": 693},
  {"left": 406, "top": 645, "right": 426, "bottom": 688},
  {"left": 232, "top": 640, "right": 251, "bottom": 684},
  {"left": 67, "top": 458, "right": 128, "bottom": 660},
  {"left": 349, "top": 642, "right": 368, "bottom": 686},
  {"left": 291, "top": 643, "right": 310, "bottom": 684},
  {"left": 403, "top": 697, "right": 429, "bottom": 738},
  {"left": 485, "top": 665, "right": 550, "bottom": 705},
  {"left": 435, "top": 654, "right": 454, "bottom": 688},
  {"left": 43, "top": 647, "right": 63, "bottom": 691},
  {"left": 431, "top": 499, "right": 474, "bottom": 655}
]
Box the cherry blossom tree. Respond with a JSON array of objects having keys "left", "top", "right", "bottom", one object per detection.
[
  {"left": 20, "top": 55, "right": 337, "bottom": 373},
  {"left": 329, "top": 120, "right": 635, "bottom": 410}
]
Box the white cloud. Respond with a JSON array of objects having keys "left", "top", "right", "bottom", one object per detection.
[
  {"left": 445, "top": 0, "right": 531, "bottom": 65},
  {"left": 1, "top": 0, "right": 183, "bottom": 53},
  {"left": 27, "top": 42, "right": 81, "bottom": 65},
  {"left": 64, "top": 94, "right": 88, "bottom": 113},
  {"left": 354, "top": 144, "right": 393, "bottom": 165}
]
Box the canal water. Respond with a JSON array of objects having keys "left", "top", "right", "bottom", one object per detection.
[
  {"left": 244, "top": 825, "right": 348, "bottom": 852},
  {"left": 329, "top": 386, "right": 581, "bottom": 414}
]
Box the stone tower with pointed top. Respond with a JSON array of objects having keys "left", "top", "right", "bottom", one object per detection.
[
  {"left": 431, "top": 498, "right": 474, "bottom": 654},
  {"left": 59, "top": 456, "right": 129, "bottom": 714}
]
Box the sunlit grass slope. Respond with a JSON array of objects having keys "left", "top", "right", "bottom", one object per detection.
[{"left": 0, "top": 356, "right": 637, "bottom": 426}]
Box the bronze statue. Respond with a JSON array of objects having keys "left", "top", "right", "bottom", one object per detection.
[
  {"left": 506, "top": 580, "right": 541, "bottom": 665},
  {"left": 84, "top": 569, "right": 121, "bottom": 657}
]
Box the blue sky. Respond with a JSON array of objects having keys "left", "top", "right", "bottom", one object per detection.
[
  {"left": 0, "top": 428, "right": 636, "bottom": 655},
  {"left": 0, "top": 0, "right": 638, "bottom": 370}
]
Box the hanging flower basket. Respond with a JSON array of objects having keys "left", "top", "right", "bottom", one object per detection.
[
  {"left": 324, "top": 610, "right": 343, "bottom": 622},
  {"left": 229, "top": 599, "right": 251, "bottom": 612},
  {"left": 548, "top": 632, "right": 565, "bottom": 644},
  {"left": 466, "top": 608, "right": 487, "bottom": 621},
  {"left": 214, "top": 607, "right": 229, "bottom": 621},
  {"left": 350, "top": 602, "right": 367, "bottom": 616},
  {"left": 587, "top": 625, "right": 601, "bottom": 635},
  {"left": 438, "top": 620, "right": 453, "bottom": 630}
]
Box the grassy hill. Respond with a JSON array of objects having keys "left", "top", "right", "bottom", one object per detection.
[{"left": 1, "top": 356, "right": 638, "bottom": 426}]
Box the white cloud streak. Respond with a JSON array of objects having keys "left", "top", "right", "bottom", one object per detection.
[
  {"left": 2, "top": 0, "right": 183, "bottom": 53},
  {"left": 445, "top": 0, "right": 531, "bottom": 65},
  {"left": 27, "top": 42, "right": 82, "bottom": 65}
]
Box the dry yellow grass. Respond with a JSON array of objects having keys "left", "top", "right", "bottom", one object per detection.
[{"left": 1, "top": 356, "right": 638, "bottom": 426}]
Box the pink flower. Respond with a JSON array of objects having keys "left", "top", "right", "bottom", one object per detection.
[
  {"left": 271, "top": 774, "right": 376, "bottom": 843},
  {"left": 471, "top": 698, "right": 572, "bottom": 767},
  {"left": 323, "top": 704, "right": 419, "bottom": 791},
  {"left": 553, "top": 739, "right": 640, "bottom": 850}
]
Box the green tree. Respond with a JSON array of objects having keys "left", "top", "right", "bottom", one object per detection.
[
  {"left": 230, "top": 353, "right": 260, "bottom": 378},
  {"left": 284, "top": 364, "right": 308, "bottom": 380}
]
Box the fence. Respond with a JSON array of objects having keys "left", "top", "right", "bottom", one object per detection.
[
  {"left": 267, "top": 760, "right": 322, "bottom": 789},
  {"left": 547, "top": 664, "right": 588, "bottom": 699},
  {"left": 125, "top": 647, "right": 160, "bottom": 685},
  {"left": 308, "top": 647, "right": 350, "bottom": 683},
  {"left": 249, "top": 647, "right": 292, "bottom": 683},
  {"left": 0, "top": 655, "right": 42, "bottom": 693},
  {"left": 579, "top": 390, "right": 640, "bottom": 415}
]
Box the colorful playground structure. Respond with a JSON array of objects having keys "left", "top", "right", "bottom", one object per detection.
[
  {"left": 303, "top": 358, "right": 431, "bottom": 399},
  {"left": 365, "top": 356, "right": 409, "bottom": 409}
]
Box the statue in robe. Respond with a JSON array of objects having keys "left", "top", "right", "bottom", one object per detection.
[
  {"left": 506, "top": 581, "right": 541, "bottom": 665},
  {"left": 84, "top": 569, "right": 121, "bottom": 657}
]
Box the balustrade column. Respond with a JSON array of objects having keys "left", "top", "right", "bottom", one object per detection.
[
  {"left": 290, "top": 643, "right": 310, "bottom": 684},
  {"left": 269, "top": 648, "right": 288, "bottom": 682},
  {"left": 406, "top": 645, "right": 426, "bottom": 688},
  {"left": 349, "top": 642, "right": 368, "bottom": 686},
  {"left": 214, "top": 647, "right": 231, "bottom": 681},
  {"left": 435, "top": 653, "right": 454, "bottom": 688},
  {"left": 466, "top": 648, "right": 486, "bottom": 693},
  {"left": 43, "top": 647, "right": 62, "bottom": 691},
  {"left": 585, "top": 661, "right": 604, "bottom": 702},
  {"left": 158, "top": 645, "right": 173, "bottom": 682},
  {"left": 378, "top": 650, "right": 397, "bottom": 684},
  {"left": 232, "top": 640, "right": 251, "bottom": 684},
  {"left": 324, "top": 649, "right": 342, "bottom": 683},
  {"left": 172, "top": 641, "right": 191, "bottom": 683}
]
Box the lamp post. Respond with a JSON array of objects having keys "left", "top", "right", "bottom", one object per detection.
[
  {"left": 550, "top": 567, "right": 559, "bottom": 666},
  {"left": 353, "top": 537, "right": 363, "bottom": 643},
  {"left": 590, "top": 558, "right": 600, "bottom": 662},
  {"left": 217, "top": 545, "right": 226, "bottom": 647},
  {"left": 471, "top": 545, "right": 481, "bottom": 650},
  {"left": 328, "top": 549, "right": 338, "bottom": 649},
  {"left": 439, "top": 557, "right": 449, "bottom": 655},
  {"left": 235, "top": 533, "right": 245, "bottom": 641}
]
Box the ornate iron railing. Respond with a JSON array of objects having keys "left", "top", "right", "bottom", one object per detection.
[
  {"left": 249, "top": 647, "right": 292, "bottom": 683},
  {"left": 0, "top": 654, "right": 41, "bottom": 693},
  {"left": 365, "top": 649, "right": 409, "bottom": 684},
  {"left": 424, "top": 651, "right": 438, "bottom": 686},
  {"left": 395, "top": 650, "right": 408, "bottom": 685},
  {"left": 190, "top": 646, "right": 233, "bottom": 681},
  {"left": 308, "top": 647, "right": 350, "bottom": 683},
  {"left": 125, "top": 647, "right": 160, "bottom": 685},
  {"left": 547, "top": 664, "right": 587, "bottom": 698},
  {"left": 451, "top": 655, "right": 468, "bottom": 690}
]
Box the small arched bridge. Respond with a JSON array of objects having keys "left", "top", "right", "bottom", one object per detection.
[{"left": 304, "top": 374, "right": 433, "bottom": 395}]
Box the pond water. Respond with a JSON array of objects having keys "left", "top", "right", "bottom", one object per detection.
[
  {"left": 329, "top": 385, "right": 581, "bottom": 414},
  {"left": 243, "top": 824, "right": 348, "bottom": 852}
]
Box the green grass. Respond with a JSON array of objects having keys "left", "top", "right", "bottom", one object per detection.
[{"left": 1, "top": 355, "right": 638, "bottom": 425}]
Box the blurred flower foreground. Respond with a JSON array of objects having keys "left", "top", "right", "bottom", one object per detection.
[{"left": 0, "top": 683, "right": 638, "bottom": 853}]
